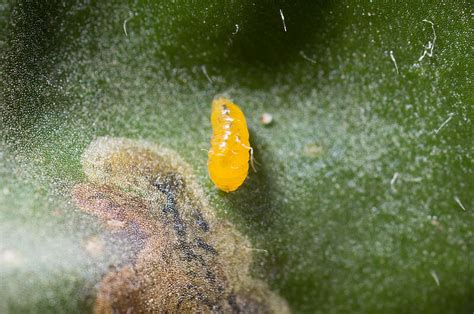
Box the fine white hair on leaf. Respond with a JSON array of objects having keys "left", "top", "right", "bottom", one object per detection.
[
  {"left": 418, "top": 19, "right": 437, "bottom": 62},
  {"left": 300, "top": 51, "right": 317, "bottom": 64},
  {"left": 434, "top": 112, "right": 454, "bottom": 134},
  {"left": 243, "top": 246, "right": 268, "bottom": 254},
  {"left": 123, "top": 13, "right": 136, "bottom": 37},
  {"left": 389, "top": 50, "right": 399, "bottom": 74},
  {"left": 405, "top": 176, "right": 423, "bottom": 182},
  {"left": 201, "top": 65, "right": 213, "bottom": 84},
  {"left": 390, "top": 172, "right": 399, "bottom": 192},
  {"left": 279, "top": 9, "right": 287, "bottom": 32},
  {"left": 454, "top": 196, "right": 466, "bottom": 211},
  {"left": 430, "top": 270, "right": 440, "bottom": 287},
  {"left": 232, "top": 24, "right": 239, "bottom": 35},
  {"left": 42, "top": 74, "right": 52, "bottom": 86}
]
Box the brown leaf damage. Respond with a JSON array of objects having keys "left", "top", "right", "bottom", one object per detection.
[{"left": 73, "top": 137, "right": 290, "bottom": 313}]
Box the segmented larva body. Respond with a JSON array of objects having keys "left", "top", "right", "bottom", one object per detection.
[{"left": 208, "top": 97, "right": 251, "bottom": 192}]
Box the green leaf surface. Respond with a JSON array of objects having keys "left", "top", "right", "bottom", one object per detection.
[{"left": 1, "top": 1, "right": 472, "bottom": 313}]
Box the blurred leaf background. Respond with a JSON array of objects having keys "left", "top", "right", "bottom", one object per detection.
[{"left": 0, "top": 0, "right": 472, "bottom": 313}]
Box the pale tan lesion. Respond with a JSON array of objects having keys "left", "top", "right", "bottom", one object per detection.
[{"left": 73, "top": 137, "right": 290, "bottom": 313}]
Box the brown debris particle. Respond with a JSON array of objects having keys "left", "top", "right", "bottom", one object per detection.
[
  {"left": 430, "top": 219, "right": 444, "bottom": 231},
  {"left": 73, "top": 137, "right": 290, "bottom": 313}
]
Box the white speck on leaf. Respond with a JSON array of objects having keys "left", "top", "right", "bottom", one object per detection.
[
  {"left": 260, "top": 113, "right": 273, "bottom": 125},
  {"left": 232, "top": 24, "right": 239, "bottom": 35},
  {"left": 0, "top": 249, "right": 24, "bottom": 266}
]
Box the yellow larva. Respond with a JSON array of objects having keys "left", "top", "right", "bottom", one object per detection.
[{"left": 208, "top": 97, "right": 251, "bottom": 192}]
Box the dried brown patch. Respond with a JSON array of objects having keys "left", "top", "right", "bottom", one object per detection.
[
  {"left": 82, "top": 236, "right": 105, "bottom": 258},
  {"left": 303, "top": 143, "right": 324, "bottom": 158},
  {"left": 73, "top": 137, "right": 289, "bottom": 313}
]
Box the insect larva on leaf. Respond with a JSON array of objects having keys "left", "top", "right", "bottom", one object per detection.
[{"left": 208, "top": 97, "right": 254, "bottom": 192}]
